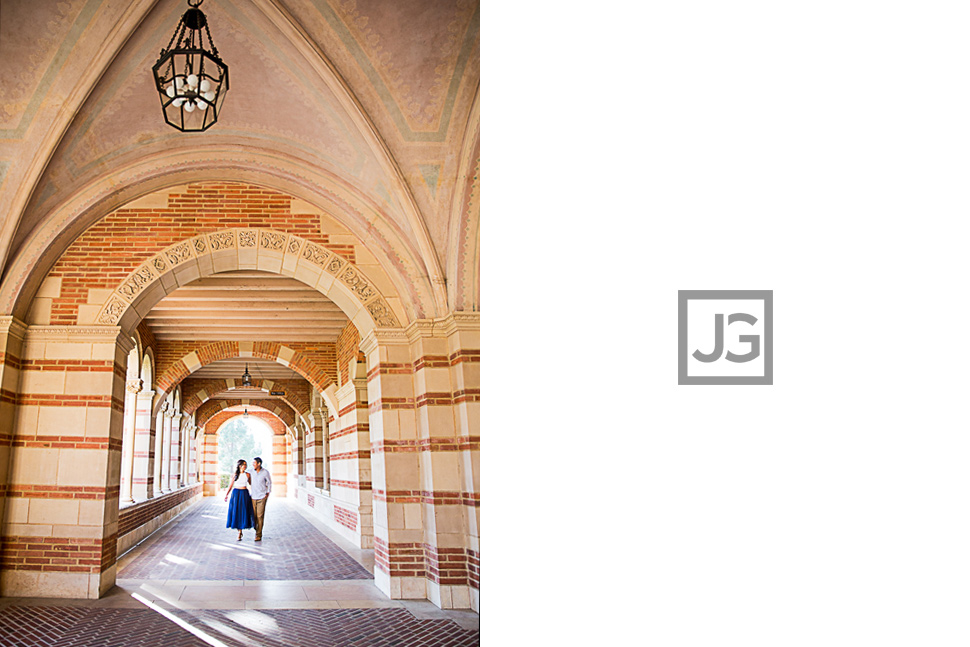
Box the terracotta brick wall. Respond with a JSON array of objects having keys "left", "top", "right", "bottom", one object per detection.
[
  {"left": 155, "top": 340, "right": 337, "bottom": 395},
  {"left": 118, "top": 484, "right": 203, "bottom": 537},
  {"left": 335, "top": 323, "right": 361, "bottom": 386},
  {"left": 180, "top": 378, "right": 311, "bottom": 417},
  {"left": 46, "top": 183, "right": 356, "bottom": 325}
]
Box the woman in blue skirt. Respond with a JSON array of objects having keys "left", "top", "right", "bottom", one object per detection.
[{"left": 224, "top": 459, "right": 255, "bottom": 541}]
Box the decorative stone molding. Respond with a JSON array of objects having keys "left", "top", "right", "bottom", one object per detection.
[
  {"left": 24, "top": 325, "right": 132, "bottom": 351},
  {"left": 126, "top": 379, "right": 143, "bottom": 394},
  {"left": 404, "top": 312, "right": 480, "bottom": 343},
  {"left": 0, "top": 316, "right": 29, "bottom": 342},
  {"left": 93, "top": 228, "right": 401, "bottom": 331},
  {"left": 359, "top": 328, "right": 410, "bottom": 355}
]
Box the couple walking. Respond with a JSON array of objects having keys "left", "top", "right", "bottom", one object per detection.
[{"left": 224, "top": 457, "right": 272, "bottom": 541}]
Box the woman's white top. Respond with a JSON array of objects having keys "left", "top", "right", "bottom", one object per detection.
[{"left": 233, "top": 473, "right": 250, "bottom": 489}]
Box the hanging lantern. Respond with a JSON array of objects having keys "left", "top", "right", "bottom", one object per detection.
[{"left": 152, "top": 0, "right": 229, "bottom": 132}]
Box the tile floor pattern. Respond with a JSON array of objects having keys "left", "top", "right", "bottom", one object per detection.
[
  {"left": 119, "top": 497, "right": 373, "bottom": 580},
  {"left": 0, "top": 606, "right": 480, "bottom": 646}
]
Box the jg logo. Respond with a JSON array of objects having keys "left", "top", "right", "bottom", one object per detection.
[{"left": 678, "top": 290, "right": 772, "bottom": 385}]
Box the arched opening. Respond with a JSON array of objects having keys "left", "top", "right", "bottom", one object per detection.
[{"left": 215, "top": 414, "right": 274, "bottom": 489}]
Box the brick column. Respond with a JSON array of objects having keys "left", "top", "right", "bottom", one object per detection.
[
  {"left": 305, "top": 409, "right": 327, "bottom": 490},
  {"left": 271, "top": 432, "right": 287, "bottom": 497},
  {"left": 363, "top": 314, "right": 480, "bottom": 611},
  {"left": 0, "top": 326, "right": 130, "bottom": 599},
  {"left": 0, "top": 317, "right": 28, "bottom": 581},
  {"left": 361, "top": 329, "right": 425, "bottom": 601},
  {"left": 201, "top": 431, "right": 219, "bottom": 496},
  {"left": 120, "top": 379, "right": 141, "bottom": 504},
  {"left": 132, "top": 390, "right": 156, "bottom": 500},
  {"left": 331, "top": 378, "right": 373, "bottom": 548}
]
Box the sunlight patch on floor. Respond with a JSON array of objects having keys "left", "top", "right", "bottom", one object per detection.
[{"left": 132, "top": 593, "right": 230, "bottom": 647}]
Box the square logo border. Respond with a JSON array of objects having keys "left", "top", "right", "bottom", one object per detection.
[{"left": 678, "top": 290, "right": 773, "bottom": 385}]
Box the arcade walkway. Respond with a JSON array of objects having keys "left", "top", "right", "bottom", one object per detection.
[{"left": 0, "top": 498, "right": 480, "bottom": 646}]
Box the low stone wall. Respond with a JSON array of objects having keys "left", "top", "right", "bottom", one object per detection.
[
  {"left": 292, "top": 485, "right": 370, "bottom": 548},
  {"left": 117, "top": 484, "right": 203, "bottom": 555}
]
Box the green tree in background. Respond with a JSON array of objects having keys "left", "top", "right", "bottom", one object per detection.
[{"left": 218, "top": 418, "right": 263, "bottom": 477}]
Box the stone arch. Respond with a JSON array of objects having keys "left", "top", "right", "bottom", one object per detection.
[
  {"left": 94, "top": 227, "right": 400, "bottom": 340},
  {"left": 155, "top": 341, "right": 336, "bottom": 415}
]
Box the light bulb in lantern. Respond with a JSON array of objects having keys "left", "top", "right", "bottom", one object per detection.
[
  {"left": 199, "top": 79, "right": 212, "bottom": 93},
  {"left": 175, "top": 76, "right": 185, "bottom": 90},
  {"left": 172, "top": 97, "right": 185, "bottom": 107},
  {"left": 184, "top": 101, "right": 196, "bottom": 112},
  {"left": 203, "top": 91, "right": 216, "bottom": 102},
  {"left": 186, "top": 74, "right": 199, "bottom": 89},
  {"left": 166, "top": 85, "right": 176, "bottom": 98}
]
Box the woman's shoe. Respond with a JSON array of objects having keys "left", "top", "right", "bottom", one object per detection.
[{"left": 237, "top": 531, "right": 242, "bottom": 541}]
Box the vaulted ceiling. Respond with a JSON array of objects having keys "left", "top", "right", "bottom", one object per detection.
[{"left": 0, "top": 0, "right": 480, "bottom": 319}]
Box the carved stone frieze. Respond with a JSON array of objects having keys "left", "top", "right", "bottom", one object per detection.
[
  {"left": 341, "top": 267, "right": 376, "bottom": 300},
  {"left": 239, "top": 230, "right": 257, "bottom": 247},
  {"left": 166, "top": 242, "right": 192, "bottom": 265},
  {"left": 302, "top": 243, "right": 330, "bottom": 267},
  {"left": 287, "top": 237, "right": 301, "bottom": 254},
  {"left": 193, "top": 236, "right": 208, "bottom": 255},
  {"left": 326, "top": 257, "right": 344, "bottom": 275},
  {"left": 208, "top": 231, "right": 235, "bottom": 250},
  {"left": 366, "top": 298, "right": 399, "bottom": 327},
  {"left": 152, "top": 256, "right": 167, "bottom": 273},
  {"left": 98, "top": 298, "right": 127, "bottom": 324},
  {"left": 260, "top": 231, "right": 285, "bottom": 251},
  {"left": 117, "top": 265, "right": 156, "bottom": 301}
]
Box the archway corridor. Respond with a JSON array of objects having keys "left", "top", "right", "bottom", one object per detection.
[{"left": 0, "top": 496, "right": 479, "bottom": 646}]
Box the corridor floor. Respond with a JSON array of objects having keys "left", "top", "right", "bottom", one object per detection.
[{"left": 0, "top": 497, "right": 480, "bottom": 646}]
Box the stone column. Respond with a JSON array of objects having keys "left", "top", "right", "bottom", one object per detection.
[
  {"left": 160, "top": 409, "right": 173, "bottom": 492},
  {"left": 120, "top": 379, "right": 142, "bottom": 504},
  {"left": 169, "top": 413, "right": 183, "bottom": 491},
  {"left": 132, "top": 390, "right": 156, "bottom": 500},
  {"left": 187, "top": 424, "right": 197, "bottom": 484},
  {"left": 153, "top": 403, "right": 167, "bottom": 495},
  {"left": 0, "top": 325, "right": 130, "bottom": 599}
]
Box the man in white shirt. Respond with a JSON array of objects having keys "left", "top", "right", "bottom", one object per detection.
[{"left": 249, "top": 456, "right": 272, "bottom": 541}]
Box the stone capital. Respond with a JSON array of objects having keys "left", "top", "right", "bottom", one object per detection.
[
  {"left": 359, "top": 328, "right": 408, "bottom": 355},
  {"left": 126, "top": 379, "right": 143, "bottom": 394},
  {"left": 0, "top": 316, "right": 29, "bottom": 342}
]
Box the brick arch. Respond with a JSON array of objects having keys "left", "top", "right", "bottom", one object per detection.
[
  {"left": 197, "top": 400, "right": 295, "bottom": 430},
  {"left": 155, "top": 341, "right": 333, "bottom": 416},
  {"left": 93, "top": 228, "right": 400, "bottom": 339},
  {"left": 180, "top": 378, "right": 310, "bottom": 421}
]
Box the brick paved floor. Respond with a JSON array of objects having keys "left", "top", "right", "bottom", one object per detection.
[
  {"left": 119, "top": 497, "right": 373, "bottom": 581},
  {"left": 0, "top": 606, "right": 480, "bottom": 646}
]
